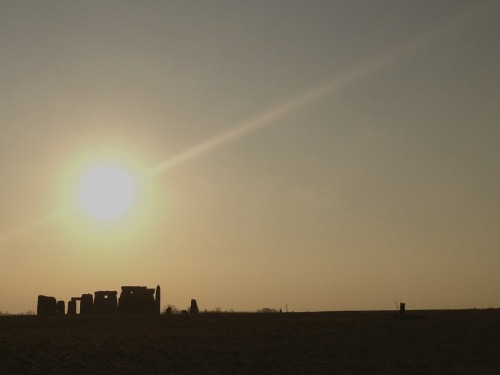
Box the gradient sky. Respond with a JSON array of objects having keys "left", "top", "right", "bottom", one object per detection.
[{"left": 1, "top": 1, "right": 499, "bottom": 313}]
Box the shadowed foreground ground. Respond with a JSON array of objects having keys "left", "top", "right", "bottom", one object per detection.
[{"left": 1, "top": 309, "right": 499, "bottom": 374}]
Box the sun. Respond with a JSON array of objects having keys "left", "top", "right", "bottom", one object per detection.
[{"left": 78, "top": 165, "right": 136, "bottom": 221}]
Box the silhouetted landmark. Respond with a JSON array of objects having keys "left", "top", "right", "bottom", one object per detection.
[
  {"left": 118, "top": 286, "right": 158, "bottom": 314},
  {"left": 81, "top": 293, "right": 93, "bottom": 315},
  {"left": 37, "top": 285, "right": 161, "bottom": 316},
  {"left": 190, "top": 299, "right": 199, "bottom": 314},
  {"left": 156, "top": 285, "right": 161, "bottom": 313},
  {"left": 67, "top": 299, "right": 76, "bottom": 315},
  {"left": 56, "top": 301, "right": 65, "bottom": 316},
  {"left": 68, "top": 294, "right": 93, "bottom": 316},
  {"left": 95, "top": 291, "right": 118, "bottom": 314},
  {"left": 37, "top": 295, "right": 56, "bottom": 316}
]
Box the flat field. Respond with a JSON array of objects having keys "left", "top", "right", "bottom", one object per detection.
[{"left": 1, "top": 309, "right": 499, "bottom": 374}]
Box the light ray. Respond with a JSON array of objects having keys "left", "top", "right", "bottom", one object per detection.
[
  {"left": 0, "top": 2, "right": 496, "bottom": 244},
  {"left": 145, "top": 1, "right": 498, "bottom": 177},
  {"left": 0, "top": 208, "right": 69, "bottom": 245}
]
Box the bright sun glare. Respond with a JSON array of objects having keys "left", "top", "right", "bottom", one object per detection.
[{"left": 78, "top": 165, "right": 136, "bottom": 221}]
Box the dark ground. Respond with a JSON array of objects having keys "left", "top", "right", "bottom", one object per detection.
[{"left": 1, "top": 309, "right": 499, "bottom": 374}]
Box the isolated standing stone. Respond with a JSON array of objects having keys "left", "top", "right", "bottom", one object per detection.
[{"left": 190, "top": 299, "right": 199, "bottom": 314}]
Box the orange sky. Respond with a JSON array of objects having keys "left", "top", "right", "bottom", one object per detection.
[{"left": 1, "top": 1, "right": 499, "bottom": 313}]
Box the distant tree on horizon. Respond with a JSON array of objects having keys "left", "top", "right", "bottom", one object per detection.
[{"left": 257, "top": 308, "right": 279, "bottom": 313}]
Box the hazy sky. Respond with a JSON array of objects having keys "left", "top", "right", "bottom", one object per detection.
[{"left": 1, "top": 1, "right": 499, "bottom": 313}]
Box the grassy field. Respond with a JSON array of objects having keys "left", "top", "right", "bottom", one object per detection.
[{"left": 1, "top": 309, "right": 499, "bottom": 374}]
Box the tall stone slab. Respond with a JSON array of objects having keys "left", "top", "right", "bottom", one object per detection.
[
  {"left": 37, "top": 295, "right": 57, "bottom": 316},
  {"left": 80, "top": 293, "right": 94, "bottom": 315},
  {"left": 56, "top": 301, "right": 65, "bottom": 316},
  {"left": 155, "top": 285, "right": 161, "bottom": 315},
  {"left": 190, "top": 299, "right": 199, "bottom": 314},
  {"left": 67, "top": 300, "right": 77, "bottom": 315},
  {"left": 94, "top": 291, "right": 118, "bottom": 314}
]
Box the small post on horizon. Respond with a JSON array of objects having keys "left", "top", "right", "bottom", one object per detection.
[{"left": 400, "top": 302, "right": 405, "bottom": 317}]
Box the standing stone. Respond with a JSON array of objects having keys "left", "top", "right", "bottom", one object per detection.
[
  {"left": 56, "top": 301, "right": 65, "bottom": 316},
  {"left": 155, "top": 285, "right": 161, "bottom": 315},
  {"left": 37, "top": 295, "right": 57, "bottom": 316},
  {"left": 119, "top": 286, "right": 156, "bottom": 314},
  {"left": 190, "top": 299, "right": 199, "bottom": 314},
  {"left": 80, "top": 294, "right": 94, "bottom": 315},
  {"left": 67, "top": 300, "right": 77, "bottom": 315},
  {"left": 94, "top": 291, "right": 117, "bottom": 314}
]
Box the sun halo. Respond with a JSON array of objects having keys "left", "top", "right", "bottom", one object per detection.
[{"left": 78, "top": 165, "right": 136, "bottom": 221}]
